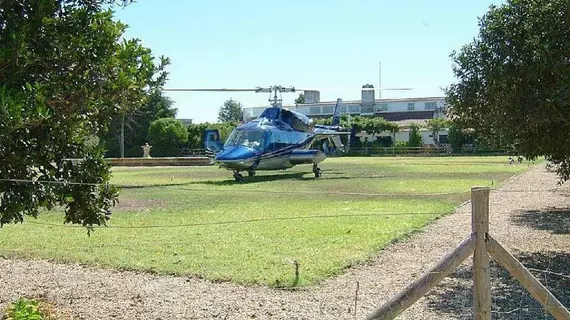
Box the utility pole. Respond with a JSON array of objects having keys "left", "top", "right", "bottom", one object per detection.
[{"left": 378, "top": 61, "right": 382, "bottom": 99}]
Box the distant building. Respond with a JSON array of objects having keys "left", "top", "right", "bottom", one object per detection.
[
  {"left": 178, "top": 118, "right": 193, "bottom": 126},
  {"left": 242, "top": 87, "right": 448, "bottom": 145}
]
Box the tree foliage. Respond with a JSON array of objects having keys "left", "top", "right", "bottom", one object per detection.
[
  {"left": 446, "top": 0, "right": 570, "bottom": 180},
  {"left": 362, "top": 118, "right": 388, "bottom": 140},
  {"left": 147, "top": 118, "right": 189, "bottom": 157},
  {"left": 217, "top": 99, "right": 243, "bottom": 123},
  {"left": 313, "top": 116, "right": 400, "bottom": 146},
  {"left": 388, "top": 122, "right": 400, "bottom": 145},
  {"left": 0, "top": 0, "right": 167, "bottom": 229},
  {"left": 294, "top": 93, "right": 305, "bottom": 104},
  {"left": 426, "top": 118, "right": 448, "bottom": 144},
  {"left": 448, "top": 123, "right": 466, "bottom": 152},
  {"left": 408, "top": 124, "right": 423, "bottom": 147},
  {"left": 103, "top": 91, "right": 176, "bottom": 157},
  {"left": 187, "top": 123, "right": 209, "bottom": 150},
  {"left": 187, "top": 122, "right": 236, "bottom": 149}
]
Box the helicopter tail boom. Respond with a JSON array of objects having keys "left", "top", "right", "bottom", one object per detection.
[
  {"left": 289, "top": 149, "right": 326, "bottom": 165},
  {"left": 332, "top": 98, "right": 342, "bottom": 126}
]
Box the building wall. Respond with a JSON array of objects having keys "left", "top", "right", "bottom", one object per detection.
[
  {"left": 304, "top": 90, "right": 321, "bottom": 103},
  {"left": 377, "top": 100, "right": 440, "bottom": 113},
  {"left": 243, "top": 96, "right": 446, "bottom": 120},
  {"left": 359, "top": 129, "right": 449, "bottom": 145}
]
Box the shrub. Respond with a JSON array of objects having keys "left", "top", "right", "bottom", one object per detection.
[
  {"left": 408, "top": 124, "right": 423, "bottom": 147},
  {"left": 5, "top": 298, "right": 42, "bottom": 320},
  {"left": 147, "top": 118, "right": 189, "bottom": 157}
]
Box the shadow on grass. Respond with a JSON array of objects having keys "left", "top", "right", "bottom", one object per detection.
[
  {"left": 183, "top": 171, "right": 395, "bottom": 186},
  {"left": 118, "top": 172, "right": 311, "bottom": 188},
  {"left": 511, "top": 208, "right": 570, "bottom": 235},
  {"left": 117, "top": 169, "right": 397, "bottom": 188},
  {"left": 425, "top": 251, "right": 570, "bottom": 319},
  {"left": 195, "top": 172, "right": 311, "bottom": 186}
]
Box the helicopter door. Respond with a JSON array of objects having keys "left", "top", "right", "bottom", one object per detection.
[{"left": 204, "top": 129, "right": 223, "bottom": 153}]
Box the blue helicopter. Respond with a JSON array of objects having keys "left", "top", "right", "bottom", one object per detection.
[
  {"left": 164, "top": 85, "right": 413, "bottom": 181},
  {"left": 198, "top": 86, "right": 350, "bottom": 181}
]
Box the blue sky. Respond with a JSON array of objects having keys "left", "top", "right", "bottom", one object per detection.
[{"left": 114, "top": 0, "right": 503, "bottom": 123}]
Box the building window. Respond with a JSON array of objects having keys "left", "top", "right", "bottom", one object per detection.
[
  {"left": 375, "top": 103, "right": 388, "bottom": 112},
  {"left": 361, "top": 105, "right": 374, "bottom": 114},
  {"left": 407, "top": 103, "right": 415, "bottom": 111},
  {"left": 348, "top": 105, "right": 360, "bottom": 114},
  {"left": 310, "top": 106, "right": 321, "bottom": 115},
  {"left": 322, "top": 106, "right": 334, "bottom": 114},
  {"left": 425, "top": 102, "right": 437, "bottom": 110}
]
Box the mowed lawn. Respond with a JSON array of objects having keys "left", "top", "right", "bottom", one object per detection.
[{"left": 0, "top": 157, "right": 534, "bottom": 286}]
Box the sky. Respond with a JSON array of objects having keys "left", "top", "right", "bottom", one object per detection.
[{"left": 113, "top": 0, "right": 503, "bottom": 123}]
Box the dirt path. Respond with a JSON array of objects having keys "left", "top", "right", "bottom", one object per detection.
[{"left": 1, "top": 163, "right": 569, "bottom": 319}]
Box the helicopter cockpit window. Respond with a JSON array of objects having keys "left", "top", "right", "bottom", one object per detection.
[
  {"left": 224, "top": 129, "right": 266, "bottom": 150},
  {"left": 259, "top": 107, "right": 280, "bottom": 120}
]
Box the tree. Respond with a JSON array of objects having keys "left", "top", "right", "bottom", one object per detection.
[
  {"left": 0, "top": 0, "right": 167, "bottom": 229},
  {"left": 446, "top": 0, "right": 570, "bottom": 180},
  {"left": 386, "top": 122, "right": 400, "bottom": 146},
  {"left": 363, "top": 118, "right": 392, "bottom": 142},
  {"left": 350, "top": 116, "right": 367, "bottom": 133},
  {"left": 103, "top": 91, "right": 177, "bottom": 157},
  {"left": 186, "top": 122, "right": 236, "bottom": 149},
  {"left": 447, "top": 123, "right": 465, "bottom": 152},
  {"left": 218, "top": 99, "right": 243, "bottom": 123},
  {"left": 209, "top": 122, "right": 236, "bottom": 142},
  {"left": 408, "top": 124, "right": 423, "bottom": 147},
  {"left": 187, "top": 123, "right": 210, "bottom": 149},
  {"left": 294, "top": 93, "right": 305, "bottom": 104},
  {"left": 113, "top": 40, "right": 170, "bottom": 158},
  {"left": 426, "top": 118, "right": 448, "bottom": 145},
  {"left": 147, "top": 118, "right": 189, "bottom": 157}
]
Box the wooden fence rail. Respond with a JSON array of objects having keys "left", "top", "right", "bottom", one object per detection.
[{"left": 365, "top": 187, "right": 570, "bottom": 320}]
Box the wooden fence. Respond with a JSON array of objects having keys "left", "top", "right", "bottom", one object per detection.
[
  {"left": 106, "top": 156, "right": 211, "bottom": 167},
  {"left": 365, "top": 187, "right": 570, "bottom": 320},
  {"left": 344, "top": 147, "right": 511, "bottom": 157}
]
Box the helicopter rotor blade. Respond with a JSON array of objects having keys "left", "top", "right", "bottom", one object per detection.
[
  {"left": 163, "top": 88, "right": 260, "bottom": 92},
  {"left": 296, "top": 87, "right": 414, "bottom": 92},
  {"left": 162, "top": 86, "right": 416, "bottom": 95}
]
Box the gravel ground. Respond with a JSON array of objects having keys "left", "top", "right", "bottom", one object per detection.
[{"left": 1, "top": 163, "right": 569, "bottom": 319}]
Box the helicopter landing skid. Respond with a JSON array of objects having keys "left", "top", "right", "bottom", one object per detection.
[
  {"left": 312, "top": 163, "right": 322, "bottom": 178},
  {"left": 233, "top": 171, "right": 244, "bottom": 182}
]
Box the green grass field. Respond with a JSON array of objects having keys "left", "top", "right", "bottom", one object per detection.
[{"left": 0, "top": 157, "right": 535, "bottom": 287}]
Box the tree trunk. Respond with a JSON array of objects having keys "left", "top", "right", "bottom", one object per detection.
[
  {"left": 433, "top": 130, "right": 438, "bottom": 145},
  {"left": 120, "top": 114, "right": 125, "bottom": 158}
]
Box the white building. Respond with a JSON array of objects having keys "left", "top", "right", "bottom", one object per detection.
[
  {"left": 178, "top": 118, "right": 193, "bottom": 126},
  {"left": 242, "top": 87, "right": 449, "bottom": 145}
]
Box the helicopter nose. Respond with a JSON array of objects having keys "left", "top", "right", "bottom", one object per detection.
[{"left": 215, "top": 147, "right": 257, "bottom": 169}]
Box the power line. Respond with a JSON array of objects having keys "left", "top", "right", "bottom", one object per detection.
[
  {"left": 0, "top": 178, "right": 103, "bottom": 187},
  {"left": 23, "top": 211, "right": 450, "bottom": 229},
  {"left": 0, "top": 178, "right": 473, "bottom": 196}
]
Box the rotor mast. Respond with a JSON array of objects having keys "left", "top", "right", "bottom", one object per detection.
[{"left": 255, "top": 85, "right": 296, "bottom": 108}]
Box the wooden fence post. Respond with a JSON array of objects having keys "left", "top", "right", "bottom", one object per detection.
[
  {"left": 487, "top": 235, "right": 570, "bottom": 320},
  {"left": 365, "top": 234, "right": 476, "bottom": 320},
  {"left": 364, "top": 185, "right": 569, "bottom": 320},
  {"left": 472, "top": 187, "right": 491, "bottom": 320}
]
